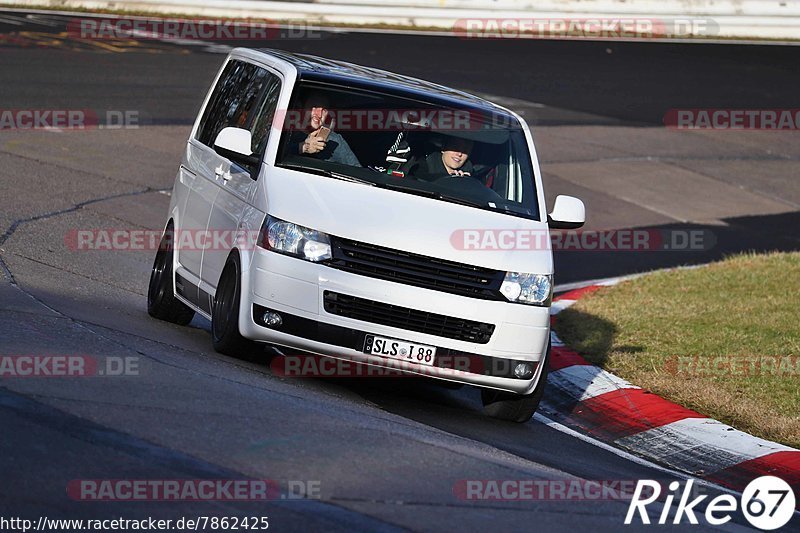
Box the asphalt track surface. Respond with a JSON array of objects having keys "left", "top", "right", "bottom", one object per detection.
[{"left": 1, "top": 9, "right": 799, "bottom": 532}]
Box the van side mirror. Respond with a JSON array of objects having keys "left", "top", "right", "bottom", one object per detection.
[
  {"left": 213, "top": 127, "right": 260, "bottom": 168},
  {"left": 548, "top": 195, "right": 585, "bottom": 229}
]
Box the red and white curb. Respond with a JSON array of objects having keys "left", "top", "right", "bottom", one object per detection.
[{"left": 545, "top": 276, "right": 800, "bottom": 500}]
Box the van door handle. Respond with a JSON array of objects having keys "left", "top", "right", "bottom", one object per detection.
[{"left": 214, "top": 166, "right": 232, "bottom": 182}]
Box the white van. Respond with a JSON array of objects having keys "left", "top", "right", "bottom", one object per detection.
[{"left": 147, "top": 48, "right": 585, "bottom": 422}]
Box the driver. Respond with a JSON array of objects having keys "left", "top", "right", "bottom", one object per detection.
[
  {"left": 405, "top": 136, "right": 474, "bottom": 180},
  {"left": 290, "top": 94, "right": 361, "bottom": 167}
]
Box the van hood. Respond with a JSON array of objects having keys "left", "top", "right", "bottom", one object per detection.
[{"left": 261, "top": 167, "right": 553, "bottom": 274}]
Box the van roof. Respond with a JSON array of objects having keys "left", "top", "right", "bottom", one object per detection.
[{"left": 252, "top": 48, "right": 515, "bottom": 119}]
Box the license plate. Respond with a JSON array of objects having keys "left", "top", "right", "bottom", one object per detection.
[{"left": 363, "top": 335, "right": 437, "bottom": 366}]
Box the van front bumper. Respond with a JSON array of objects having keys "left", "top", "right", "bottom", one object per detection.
[{"left": 239, "top": 249, "right": 551, "bottom": 395}]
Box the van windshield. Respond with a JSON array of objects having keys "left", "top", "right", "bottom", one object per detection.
[{"left": 276, "top": 81, "right": 540, "bottom": 221}]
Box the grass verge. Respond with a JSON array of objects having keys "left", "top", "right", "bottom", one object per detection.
[{"left": 554, "top": 252, "right": 800, "bottom": 448}]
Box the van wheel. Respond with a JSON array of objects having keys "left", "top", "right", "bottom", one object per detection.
[
  {"left": 481, "top": 344, "right": 550, "bottom": 423},
  {"left": 212, "top": 253, "right": 254, "bottom": 356},
  {"left": 147, "top": 227, "right": 195, "bottom": 325}
]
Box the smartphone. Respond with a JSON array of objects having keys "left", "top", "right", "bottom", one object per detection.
[
  {"left": 317, "top": 116, "right": 334, "bottom": 141},
  {"left": 317, "top": 125, "right": 331, "bottom": 142}
]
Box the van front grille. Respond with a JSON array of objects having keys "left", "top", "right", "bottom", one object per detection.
[
  {"left": 323, "top": 291, "right": 495, "bottom": 344},
  {"left": 328, "top": 237, "right": 505, "bottom": 300}
]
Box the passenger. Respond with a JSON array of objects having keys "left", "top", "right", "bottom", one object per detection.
[
  {"left": 403, "top": 136, "right": 474, "bottom": 180},
  {"left": 292, "top": 94, "right": 361, "bottom": 166}
]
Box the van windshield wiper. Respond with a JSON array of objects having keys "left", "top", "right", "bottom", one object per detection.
[
  {"left": 378, "top": 182, "right": 486, "bottom": 209},
  {"left": 279, "top": 163, "right": 376, "bottom": 186}
]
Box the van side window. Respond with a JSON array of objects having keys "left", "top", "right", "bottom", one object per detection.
[
  {"left": 249, "top": 75, "right": 281, "bottom": 156},
  {"left": 196, "top": 60, "right": 281, "bottom": 158}
]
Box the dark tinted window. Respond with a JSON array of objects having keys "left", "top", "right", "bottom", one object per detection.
[
  {"left": 250, "top": 79, "right": 281, "bottom": 155},
  {"left": 276, "top": 81, "right": 540, "bottom": 221},
  {"left": 196, "top": 60, "right": 281, "bottom": 156}
]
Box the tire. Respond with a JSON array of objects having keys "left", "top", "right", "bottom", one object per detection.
[
  {"left": 147, "top": 226, "right": 195, "bottom": 326},
  {"left": 211, "top": 253, "right": 255, "bottom": 356},
  {"left": 481, "top": 342, "right": 550, "bottom": 423}
]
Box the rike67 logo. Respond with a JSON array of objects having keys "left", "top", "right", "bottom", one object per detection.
[{"left": 626, "top": 476, "right": 795, "bottom": 530}]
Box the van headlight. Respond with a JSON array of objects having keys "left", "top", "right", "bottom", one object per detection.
[
  {"left": 260, "top": 215, "right": 332, "bottom": 262},
  {"left": 500, "top": 273, "right": 552, "bottom": 306}
]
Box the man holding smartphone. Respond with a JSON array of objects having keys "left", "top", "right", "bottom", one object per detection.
[{"left": 295, "top": 94, "right": 361, "bottom": 166}]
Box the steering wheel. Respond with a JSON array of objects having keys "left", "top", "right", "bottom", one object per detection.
[{"left": 432, "top": 174, "right": 505, "bottom": 203}]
